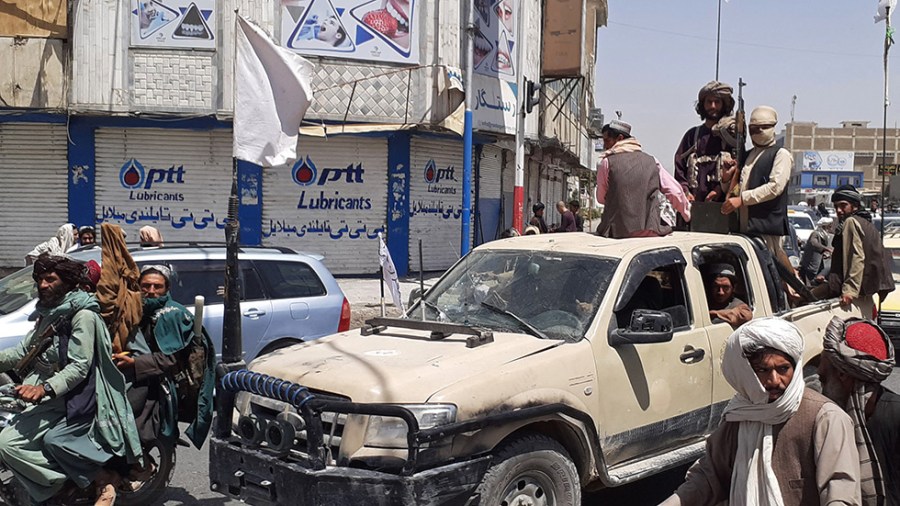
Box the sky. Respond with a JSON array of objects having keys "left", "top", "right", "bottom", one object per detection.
[{"left": 594, "top": 0, "right": 897, "bottom": 165}]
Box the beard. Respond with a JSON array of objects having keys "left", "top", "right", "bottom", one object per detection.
[{"left": 38, "top": 284, "right": 69, "bottom": 307}]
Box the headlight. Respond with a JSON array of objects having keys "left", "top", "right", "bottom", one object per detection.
[{"left": 363, "top": 404, "right": 457, "bottom": 449}]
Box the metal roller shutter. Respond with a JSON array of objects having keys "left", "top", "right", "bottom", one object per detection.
[
  {"left": 477, "top": 145, "right": 503, "bottom": 243},
  {"left": 262, "top": 136, "right": 388, "bottom": 275},
  {"left": 0, "top": 123, "right": 69, "bottom": 267},
  {"left": 409, "top": 137, "right": 473, "bottom": 271},
  {"left": 95, "top": 128, "right": 233, "bottom": 245}
]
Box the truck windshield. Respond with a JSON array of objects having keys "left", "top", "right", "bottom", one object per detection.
[
  {"left": 0, "top": 266, "right": 37, "bottom": 316},
  {"left": 416, "top": 250, "right": 619, "bottom": 341}
]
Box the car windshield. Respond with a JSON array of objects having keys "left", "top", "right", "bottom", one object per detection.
[
  {"left": 415, "top": 250, "right": 619, "bottom": 341},
  {"left": 0, "top": 266, "right": 37, "bottom": 316},
  {"left": 789, "top": 215, "right": 813, "bottom": 230}
]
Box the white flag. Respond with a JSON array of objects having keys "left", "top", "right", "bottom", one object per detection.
[
  {"left": 378, "top": 233, "right": 405, "bottom": 312},
  {"left": 233, "top": 16, "right": 313, "bottom": 167},
  {"left": 876, "top": 0, "right": 896, "bottom": 23}
]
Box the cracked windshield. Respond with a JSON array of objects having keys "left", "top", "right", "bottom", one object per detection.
[{"left": 415, "top": 249, "right": 619, "bottom": 341}]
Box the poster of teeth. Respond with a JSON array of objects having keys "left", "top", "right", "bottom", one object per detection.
[
  {"left": 280, "top": 0, "right": 420, "bottom": 65},
  {"left": 131, "top": 0, "right": 216, "bottom": 48},
  {"left": 472, "top": 0, "right": 519, "bottom": 135}
]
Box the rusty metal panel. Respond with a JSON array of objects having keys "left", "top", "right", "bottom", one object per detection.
[
  {"left": 541, "top": 0, "right": 584, "bottom": 78},
  {"left": 0, "top": 37, "right": 65, "bottom": 108},
  {"left": 0, "top": 0, "right": 66, "bottom": 38}
]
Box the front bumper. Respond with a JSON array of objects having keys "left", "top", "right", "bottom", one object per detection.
[{"left": 209, "top": 437, "right": 491, "bottom": 506}]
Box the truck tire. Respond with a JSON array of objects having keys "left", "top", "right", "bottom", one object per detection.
[{"left": 473, "top": 433, "right": 580, "bottom": 506}]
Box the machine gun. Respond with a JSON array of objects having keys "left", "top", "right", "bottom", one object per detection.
[{"left": 8, "top": 319, "right": 63, "bottom": 383}]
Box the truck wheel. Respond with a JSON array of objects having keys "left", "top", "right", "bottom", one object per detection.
[{"left": 474, "top": 433, "right": 580, "bottom": 506}]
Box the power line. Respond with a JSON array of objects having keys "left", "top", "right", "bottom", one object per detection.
[{"left": 607, "top": 21, "right": 881, "bottom": 59}]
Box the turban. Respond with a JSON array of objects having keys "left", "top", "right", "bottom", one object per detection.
[
  {"left": 749, "top": 106, "right": 778, "bottom": 126},
  {"left": 32, "top": 254, "right": 90, "bottom": 289},
  {"left": 823, "top": 317, "right": 894, "bottom": 505},
  {"left": 141, "top": 264, "right": 173, "bottom": 284},
  {"left": 831, "top": 184, "right": 862, "bottom": 206},
  {"left": 698, "top": 81, "right": 734, "bottom": 103}
]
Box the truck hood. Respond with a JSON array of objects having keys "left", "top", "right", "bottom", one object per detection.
[{"left": 247, "top": 328, "right": 564, "bottom": 403}]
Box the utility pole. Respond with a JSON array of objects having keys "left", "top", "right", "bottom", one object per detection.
[
  {"left": 715, "top": 0, "right": 722, "bottom": 80},
  {"left": 512, "top": 0, "right": 527, "bottom": 233},
  {"left": 460, "top": 0, "right": 476, "bottom": 255},
  {"left": 790, "top": 95, "right": 797, "bottom": 123}
]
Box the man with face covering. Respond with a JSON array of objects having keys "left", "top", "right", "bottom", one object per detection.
[
  {"left": 722, "top": 106, "right": 793, "bottom": 272},
  {"left": 660, "top": 318, "right": 860, "bottom": 506},
  {"left": 674, "top": 81, "right": 736, "bottom": 203}
]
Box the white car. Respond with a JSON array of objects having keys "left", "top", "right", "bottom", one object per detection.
[{"left": 788, "top": 211, "right": 815, "bottom": 248}]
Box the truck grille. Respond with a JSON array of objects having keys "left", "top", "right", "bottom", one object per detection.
[
  {"left": 246, "top": 392, "right": 348, "bottom": 465},
  {"left": 880, "top": 310, "right": 900, "bottom": 335}
]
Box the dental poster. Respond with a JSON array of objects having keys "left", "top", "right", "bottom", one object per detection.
[
  {"left": 472, "top": 0, "right": 518, "bottom": 135},
  {"left": 131, "top": 0, "right": 216, "bottom": 48},
  {"left": 281, "top": 0, "right": 420, "bottom": 64}
]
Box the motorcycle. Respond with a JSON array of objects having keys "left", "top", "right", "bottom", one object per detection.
[{"left": 0, "top": 384, "right": 176, "bottom": 506}]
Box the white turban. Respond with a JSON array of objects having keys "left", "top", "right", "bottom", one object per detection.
[{"left": 721, "top": 317, "right": 806, "bottom": 506}]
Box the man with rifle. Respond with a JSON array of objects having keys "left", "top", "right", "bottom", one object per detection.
[
  {"left": 674, "top": 81, "right": 736, "bottom": 206},
  {"left": 0, "top": 254, "right": 141, "bottom": 506},
  {"left": 721, "top": 105, "right": 794, "bottom": 275}
]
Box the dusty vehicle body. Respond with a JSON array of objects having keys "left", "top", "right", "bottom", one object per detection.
[{"left": 208, "top": 232, "right": 860, "bottom": 505}]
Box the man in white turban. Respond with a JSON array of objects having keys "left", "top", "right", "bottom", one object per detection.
[{"left": 660, "top": 318, "right": 861, "bottom": 506}]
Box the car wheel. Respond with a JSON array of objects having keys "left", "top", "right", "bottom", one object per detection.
[{"left": 473, "top": 433, "right": 580, "bottom": 506}]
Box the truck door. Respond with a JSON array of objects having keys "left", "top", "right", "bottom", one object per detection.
[{"left": 593, "top": 247, "right": 714, "bottom": 468}]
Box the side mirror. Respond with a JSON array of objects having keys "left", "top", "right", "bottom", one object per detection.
[
  {"left": 408, "top": 287, "right": 424, "bottom": 308},
  {"left": 609, "top": 309, "right": 674, "bottom": 347}
]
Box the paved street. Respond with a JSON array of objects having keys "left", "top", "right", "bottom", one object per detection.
[{"left": 168, "top": 439, "right": 688, "bottom": 505}]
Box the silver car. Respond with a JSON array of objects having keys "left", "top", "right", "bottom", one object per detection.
[{"left": 0, "top": 246, "right": 351, "bottom": 360}]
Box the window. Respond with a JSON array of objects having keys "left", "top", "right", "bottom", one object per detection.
[
  {"left": 145, "top": 260, "right": 262, "bottom": 305},
  {"left": 255, "top": 261, "right": 326, "bottom": 298},
  {"left": 694, "top": 246, "right": 755, "bottom": 317},
  {"left": 813, "top": 175, "right": 830, "bottom": 187},
  {"left": 615, "top": 263, "right": 691, "bottom": 330}
]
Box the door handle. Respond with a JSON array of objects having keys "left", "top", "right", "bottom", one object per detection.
[
  {"left": 243, "top": 309, "right": 266, "bottom": 318},
  {"left": 680, "top": 345, "right": 705, "bottom": 364}
]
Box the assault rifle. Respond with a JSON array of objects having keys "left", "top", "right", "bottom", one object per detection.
[
  {"left": 8, "top": 319, "right": 61, "bottom": 383},
  {"left": 724, "top": 78, "right": 747, "bottom": 197}
]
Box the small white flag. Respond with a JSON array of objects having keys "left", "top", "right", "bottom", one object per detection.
[
  {"left": 876, "top": 0, "right": 896, "bottom": 23},
  {"left": 378, "top": 233, "right": 405, "bottom": 312},
  {"left": 233, "top": 16, "right": 314, "bottom": 167}
]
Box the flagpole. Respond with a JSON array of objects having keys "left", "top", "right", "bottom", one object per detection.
[
  {"left": 715, "top": 0, "right": 722, "bottom": 80},
  {"left": 882, "top": 5, "right": 892, "bottom": 238},
  {"left": 380, "top": 264, "right": 386, "bottom": 317}
]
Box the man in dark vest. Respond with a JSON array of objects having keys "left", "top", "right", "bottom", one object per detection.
[
  {"left": 661, "top": 318, "right": 861, "bottom": 506},
  {"left": 811, "top": 185, "right": 894, "bottom": 315},
  {"left": 595, "top": 120, "right": 688, "bottom": 238},
  {"left": 722, "top": 106, "right": 792, "bottom": 272}
]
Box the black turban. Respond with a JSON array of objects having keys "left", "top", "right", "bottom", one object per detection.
[
  {"left": 32, "top": 254, "right": 89, "bottom": 289},
  {"left": 831, "top": 184, "right": 862, "bottom": 206}
]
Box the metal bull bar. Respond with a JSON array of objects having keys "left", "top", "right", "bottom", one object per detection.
[{"left": 220, "top": 371, "right": 422, "bottom": 474}]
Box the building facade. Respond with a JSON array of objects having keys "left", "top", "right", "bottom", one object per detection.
[
  {"left": 785, "top": 120, "right": 899, "bottom": 205},
  {"left": 0, "top": 0, "right": 605, "bottom": 273}
]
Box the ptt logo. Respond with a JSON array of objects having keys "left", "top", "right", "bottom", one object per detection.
[
  {"left": 292, "top": 156, "right": 364, "bottom": 186},
  {"left": 424, "top": 160, "right": 456, "bottom": 184},
  {"left": 119, "top": 159, "right": 185, "bottom": 189}
]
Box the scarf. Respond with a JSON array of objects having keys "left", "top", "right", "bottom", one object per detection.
[
  {"left": 26, "top": 224, "right": 76, "bottom": 262},
  {"left": 598, "top": 137, "right": 643, "bottom": 159},
  {"left": 823, "top": 317, "right": 895, "bottom": 506},
  {"left": 96, "top": 223, "right": 143, "bottom": 353},
  {"left": 721, "top": 318, "right": 806, "bottom": 506}
]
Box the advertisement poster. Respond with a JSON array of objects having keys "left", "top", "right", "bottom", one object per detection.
[
  {"left": 280, "top": 0, "right": 420, "bottom": 64},
  {"left": 131, "top": 0, "right": 216, "bottom": 48},
  {"left": 472, "top": 0, "right": 518, "bottom": 135},
  {"left": 800, "top": 151, "right": 854, "bottom": 172},
  {"left": 96, "top": 158, "right": 230, "bottom": 242}
]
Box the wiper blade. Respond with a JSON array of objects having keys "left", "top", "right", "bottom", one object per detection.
[
  {"left": 421, "top": 300, "right": 448, "bottom": 321},
  {"left": 479, "top": 302, "right": 549, "bottom": 340}
]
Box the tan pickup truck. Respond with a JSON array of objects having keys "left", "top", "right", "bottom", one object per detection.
[{"left": 209, "top": 232, "right": 859, "bottom": 506}]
